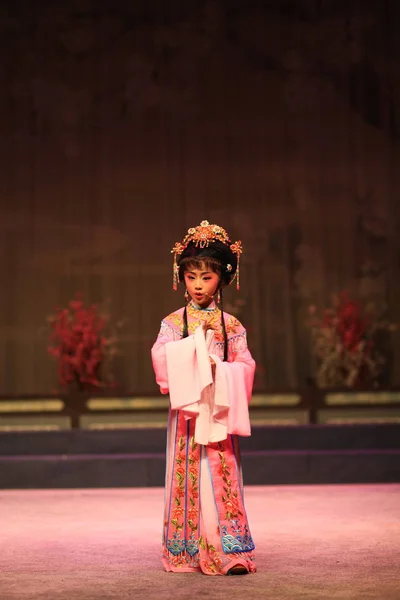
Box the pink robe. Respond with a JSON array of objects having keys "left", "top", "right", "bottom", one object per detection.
[{"left": 151, "top": 302, "right": 256, "bottom": 575}]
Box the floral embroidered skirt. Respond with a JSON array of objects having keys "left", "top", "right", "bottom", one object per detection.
[{"left": 162, "top": 410, "right": 256, "bottom": 575}]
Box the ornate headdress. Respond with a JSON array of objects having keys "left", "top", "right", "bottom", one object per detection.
[{"left": 171, "top": 220, "right": 243, "bottom": 290}]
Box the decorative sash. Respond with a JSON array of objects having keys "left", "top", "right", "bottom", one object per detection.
[{"left": 165, "top": 415, "right": 201, "bottom": 566}]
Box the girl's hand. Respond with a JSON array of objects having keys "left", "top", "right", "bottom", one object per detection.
[
  {"left": 202, "top": 316, "right": 217, "bottom": 333},
  {"left": 202, "top": 319, "right": 211, "bottom": 333},
  {"left": 210, "top": 356, "right": 216, "bottom": 374}
]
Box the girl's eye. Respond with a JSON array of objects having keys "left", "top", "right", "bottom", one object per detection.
[{"left": 203, "top": 277, "right": 211, "bottom": 281}]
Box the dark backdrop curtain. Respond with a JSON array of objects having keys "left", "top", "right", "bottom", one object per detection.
[{"left": 0, "top": 0, "right": 399, "bottom": 394}]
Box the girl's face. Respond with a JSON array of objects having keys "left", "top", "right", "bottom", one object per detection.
[{"left": 184, "top": 264, "right": 220, "bottom": 308}]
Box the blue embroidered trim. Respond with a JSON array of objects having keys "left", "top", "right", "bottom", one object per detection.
[
  {"left": 166, "top": 533, "right": 199, "bottom": 556},
  {"left": 166, "top": 531, "right": 186, "bottom": 555},
  {"left": 189, "top": 301, "right": 217, "bottom": 312},
  {"left": 186, "top": 534, "right": 199, "bottom": 556},
  {"left": 167, "top": 524, "right": 254, "bottom": 555},
  {"left": 214, "top": 331, "right": 246, "bottom": 345},
  {"left": 221, "top": 523, "right": 255, "bottom": 553}
]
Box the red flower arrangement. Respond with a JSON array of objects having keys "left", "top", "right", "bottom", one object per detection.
[
  {"left": 308, "top": 291, "right": 397, "bottom": 388},
  {"left": 47, "top": 292, "right": 117, "bottom": 391}
]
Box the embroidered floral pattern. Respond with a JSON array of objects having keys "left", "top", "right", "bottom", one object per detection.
[
  {"left": 162, "top": 546, "right": 200, "bottom": 569},
  {"left": 159, "top": 309, "right": 256, "bottom": 574},
  {"left": 218, "top": 449, "right": 243, "bottom": 520},
  {"left": 163, "top": 418, "right": 256, "bottom": 573},
  {"left": 206, "top": 439, "right": 256, "bottom": 555},
  {"left": 166, "top": 420, "right": 201, "bottom": 560},
  {"left": 159, "top": 316, "right": 247, "bottom": 362},
  {"left": 199, "top": 536, "right": 225, "bottom": 574},
  {"left": 162, "top": 305, "right": 241, "bottom": 346}
]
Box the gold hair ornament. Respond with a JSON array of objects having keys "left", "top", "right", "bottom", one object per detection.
[{"left": 171, "top": 220, "right": 242, "bottom": 290}]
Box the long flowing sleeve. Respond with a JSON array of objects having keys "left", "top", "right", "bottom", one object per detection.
[
  {"left": 151, "top": 320, "right": 179, "bottom": 395},
  {"left": 210, "top": 330, "right": 255, "bottom": 438},
  {"left": 227, "top": 332, "right": 256, "bottom": 404},
  {"left": 151, "top": 313, "right": 256, "bottom": 443}
]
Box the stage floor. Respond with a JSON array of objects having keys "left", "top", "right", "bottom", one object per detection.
[{"left": 1, "top": 485, "right": 399, "bottom": 600}]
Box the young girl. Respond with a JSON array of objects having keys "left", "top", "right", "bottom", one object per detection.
[{"left": 151, "top": 220, "right": 256, "bottom": 576}]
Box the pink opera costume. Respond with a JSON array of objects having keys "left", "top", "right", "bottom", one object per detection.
[{"left": 151, "top": 298, "right": 256, "bottom": 575}]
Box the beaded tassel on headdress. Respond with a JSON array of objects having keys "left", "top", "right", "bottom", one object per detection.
[
  {"left": 172, "top": 242, "right": 184, "bottom": 290},
  {"left": 229, "top": 240, "right": 242, "bottom": 290},
  {"left": 171, "top": 220, "right": 242, "bottom": 290}
]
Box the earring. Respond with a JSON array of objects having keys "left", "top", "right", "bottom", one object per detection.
[
  {"left": 216, "top": 290, "right": 221, "bottom": 304},
  {"left": 184, "top": 289, "right": 189, "bottom": 302}
]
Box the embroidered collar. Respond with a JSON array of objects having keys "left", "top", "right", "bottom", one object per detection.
[{"left": 188, "top": 300, "right": 218, "bottom": 313}]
